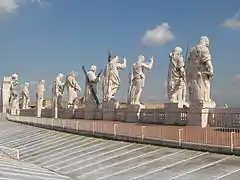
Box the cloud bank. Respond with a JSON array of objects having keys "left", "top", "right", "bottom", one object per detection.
[
  {"left": 142, "top": 22, "right": 174, "bottom": 46},
  {"left": 221, "top": 9, "right": 240, "bottom": 29},
  {"left": 0, "top": 0, "right": 47, "bottom": 13}
]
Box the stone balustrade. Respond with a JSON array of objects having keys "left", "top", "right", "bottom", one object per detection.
[{"left": 17, "top": 106, "right": 240, "bottom": 128}]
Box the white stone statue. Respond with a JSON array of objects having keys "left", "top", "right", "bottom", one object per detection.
[
  {"left": 52, "top": 73, "right": 65, "bottom": 109},
  {"left": 65, "top": 71, "right": 81, "bottom": 108},
  {"left": 186, "top": 36, "right": 215, "bottom": 108},
  {"left": 167, "top": 47, "right": 187, "bottom": 104},
  {"left": 1, "top": 76, "right": 12, "bottom": 114},
  {"left": 21, "top": 82, "right": 30, "bottom": 109},
  {"left": 36, "top": 80, "right": 45, "bottom": 117},
  {"left": 84, "top": 65, "right": 100, "bottom": 103},
  {"left": 129, "top": 55, "right": 154, "bottom": 105},
  {"left": 9, "top": 73, "right": 20, "bottom": 114},
  {"left": 102, "top": 55, "right": 127, "bottom": 102}
]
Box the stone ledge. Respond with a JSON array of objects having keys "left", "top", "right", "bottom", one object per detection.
[{"left": 6, "top": 114, "right": 240, "bottom": 156}]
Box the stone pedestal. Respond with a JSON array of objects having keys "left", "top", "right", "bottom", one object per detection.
[
  {"left": 58, "top": 108, "right": 75, "bottom": 119},
  {"left": 74, "top": 108, "right": 84, "bottom": 119},
  {"left": 41, "top": 109, "right": 52, "bottom": 118},
  {"left": 190, "top": 101, "right": 216, "bottom": 109},
  {"left": 37, "top": 108, "right": 42, "bottom": 118},
  {"left": 164, "top": 103, "right": 187, "bottom": 125},
  {"left": 84, "top": 100, "right": 99, "bottom": 120},
  {"left": 102, "top": 99, "right": 119, "bottom": 120},
  {"left": 10, "top": 108, "right": 20, "bottom": 115},
  {"left": 115, "top": 108, "right": 126, "bottom": 121},
  {"left": 1, "top": 77, "right": 11, "bottom": 115},
  {"left": 187, "top": 108, "right": 210, "bottom": 128},
  {"left": 125, "top": 104, "right": 145, "bottom": 123}
]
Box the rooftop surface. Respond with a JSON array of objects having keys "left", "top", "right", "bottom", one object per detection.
[{"left": 0, "top": 119, "right": 240, "bottom": 180}]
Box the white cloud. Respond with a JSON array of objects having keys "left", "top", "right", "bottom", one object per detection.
[
  {"left": 0, "top": 0, "right": 47, "bottom": 13},
  {"left": 142, "top": 22, "right": 174, "bottom": 46},
  {"left": 221, "top": 9, "right": 240, "bottom": 29},
  {"left": 0, "top": 0, "right": 21, "bottom": 13}
]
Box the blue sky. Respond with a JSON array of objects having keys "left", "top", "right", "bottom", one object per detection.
[{"left": 0, "top": 0, "right": 240, "bottom": 106}]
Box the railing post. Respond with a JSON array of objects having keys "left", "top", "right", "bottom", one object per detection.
[
  {"left": 76, "top": 121, "right": 79, "bottom": 131},
  {"left": 92, "top": 122, "right": 95, "bottom": 134},
  {"left": 231, "top": 132, "right": 235, "bottom": 152},
  {"left": 178, "top": 129, "right": 183, "bottom": 146},
  {"left": 62, "top": 119, "right": 65, "bottom": 129},
  {"left": 205, "top": 128, "right": 208, "bottom": 145},
  {"left": 51, "top": 118, "right": 54, "bottom": 127},
  {"left": 141, "top": 126, "right": 146, "bottom": 141},
  {"left": 104, "top": 124, "right": 107, "bottom": 133},
  {"left": 114, "top": 124, "right": 118, "bottom": 136}
]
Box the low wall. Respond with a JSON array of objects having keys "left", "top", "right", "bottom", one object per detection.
[
  {"left": 19, "top": 107, "right": 240, "bottom": 128},
  {"left": 6, "top": 114, "right": 240, "bottom": 156}
]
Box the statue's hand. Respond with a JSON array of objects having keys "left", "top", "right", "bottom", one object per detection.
[
  {"left": 123, "top": 57, "right": 127, "bottom": 63},
  {"left": 150, "top": 56, "right": 154, "bottom": 62}
]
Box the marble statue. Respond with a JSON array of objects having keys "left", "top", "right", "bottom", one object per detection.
[
  {"left": 167, "top": 47, "right": 187, "bottom": 104},
  {"left": 9, "top": 74, "right": 20, "bottom": 114},
  {"left": 21, "top": 82, "right": 30, "bottom": 109},
  {"left": 129, "top": 55, "right": 154, "bottom": 105},
  {"left": 102, "top": 55, "right": 127, "bottom": 103},
  {"left": 52, "top": 73, "right": 65, "bottom": 109},
  {"left": 186, "top": 36, "right": 215, "bottom": 108},
  {"left": 65, "top": 71, "right": 81, "bottom": 108},
  {"left": 84, "top": 65, "right": 100, "bottom": 103},
  {"left": 36, "top": 80, "right": 45, "bottom": 117}
]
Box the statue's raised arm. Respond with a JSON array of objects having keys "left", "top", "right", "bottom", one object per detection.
[
  {"left": 142, "top": 56, "right": 154, "bottom": 70},
  {"left": 102, "top": 55, "right": 127, "bottom": 102},
  {"left": 116, "top": 57, "right": 127, "bottom": 69},
  {"left": 129, "top": 55, "right": 154, "bottom": 105}
]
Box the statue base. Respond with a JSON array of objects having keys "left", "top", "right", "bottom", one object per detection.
[
  {"left": 84, "top": 98, "right": 102, "bottom": 120},
  {"left": 37, "top": 109, "right": 42, "bottom": 118},
  {"left": 164, "top": 102, "right": 188, "bottom": 125},
  {"left": 187, "top": 101, "right": 216, "bottom": 128},
  {"left": 9, "top": 108, "right": 20, "bottom": 116},
  {"left": 190, "top": 101, "right": 216, "bottom": 108},
  {"left": 58, "top": 108, "right": 75, "bottom": 119},
  {"left": 187, "top": 108, "right": 210, "bottom": 128},
  {"left": 102, "top": 98, "right": 119, "bottom": 120},
  {"left": 125, "top": 104, "right": 145, "bottom": 123}
]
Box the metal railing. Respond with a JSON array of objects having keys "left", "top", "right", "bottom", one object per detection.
[{"left": 7, "top": 113, "right": 240, "bottom": 154}]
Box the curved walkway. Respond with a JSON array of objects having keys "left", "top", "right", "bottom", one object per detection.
[{"left": 0, "top": 119, "right": 240, "bottom": 179}]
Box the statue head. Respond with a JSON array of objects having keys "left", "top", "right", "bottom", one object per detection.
[
  {"left": 198, "top": 36, "right": 210, "bottom": 47},
  {"left": 90, "top": 65, "right": 97, "bottom": 72},
  {"left": 174, "top": 47, "right": 183, "bottom": 54},
  {"left": 11, "top": 73, "right": 18, "bottom": 81},
  {"left": 110, "top": 56, "right": 119, "bottom": 63},
  {"left": 137, "top": 55, "right": 145, "bottom": 63},
  {"left": 169, "top": 47, "right": 183, "bottom": 59},
  {"left": 25, "top": 82, "right": 29, "bottom": 88},
  {"left": 39, "top": 80, "right": 45, "bottom": 85},
  {"left": 68, "top": 71, "right": 77, "bottom": 78},
  {"left": 57, "top": 73, "right": 64, "bottom": 81},
  {"left": 11, "top": 73, "right": 19, "bottom": 86}
]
